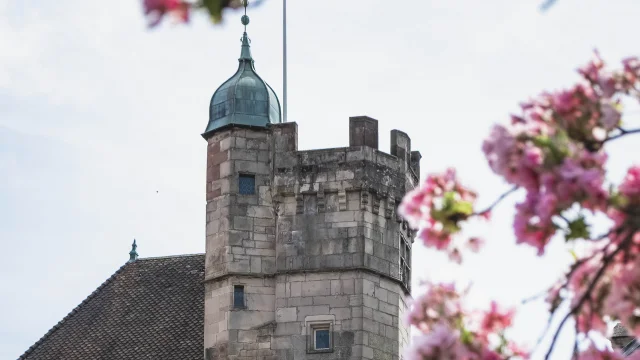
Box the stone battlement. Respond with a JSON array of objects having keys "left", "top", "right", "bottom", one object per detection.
[
  {"left": 205, "top": 117, "right": 419, "bottom": 285},
  {"left": 270, "top": 117, "right": 420, "bottom": 196},
  {"left": 203, "top": 116, "right": 416, "bottom": 359}
]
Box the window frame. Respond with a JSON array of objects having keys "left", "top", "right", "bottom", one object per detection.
[
  {"left": 400, "top": 231, "right": 412, "bottom": 292},
  {"left": 313, "top": 327, "right": 331, "bottom": 350},
  {"left": 232, "top": 285, "right": 246, "bottom": 309},
  {"left": 238, "top": 174, "right": 256, "bottom": 195},
  {"left": 306, "top": 322, "right": 333, "bottom": 354}
]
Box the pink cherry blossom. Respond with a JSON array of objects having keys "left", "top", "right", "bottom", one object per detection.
[
  {"left": 478, "top": 301, "right": 515, "bottom": 338},
  {"left": 399, "top": 51, "right": 640, "bottom": 357},
  {"left": 448, "top": 248, "right": 463, "bottom": 264},
  {"left": 577, "top": 344, "right": 625, "bottom": 360},
  {"left": 601, "top": 102, "right": 621, "bottom": 130},
  {"left": 577, "top": 50, "right": 604, "bottom": 83},
  {"left": 513, "top": 191, "right": 556, "bottom": 254},
  {"left": 619, "top": 165, "right": 640, "bottom": 198},
  {"left": 417, "top": 220, "right": 453, "bottom": 251},
  {"left": 623, "top": 57, "right": 640, "bottom": 84},
  {"left": 399, "top": 169, "right": 485, "bottom": 258},
  {"left": 466, "top": 237, "right": 485, "bottom": 252},
  {"left": 404, "top": 324, "right": 468, "bottom": 360},
  {"left": 603, "top": 258, "right": 640, "bottom": 337},
  {"left": 565, "top": 254, "right": 611, "bottom": 334},
  {"left": 143, "top": 0, "right": 190, "bottom": 27},
  {"left": 406, "top": 283, "right": 463, "bottom": 332}
]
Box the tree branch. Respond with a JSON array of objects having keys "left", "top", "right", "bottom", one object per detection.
[
  {"left": 521, "top": 289, "right": 549, "bottom": 305},
  {"left": 544, "top": 232, "right": 634, "bottom": 359},
  {"left": 603, "top": 127, "right": 640, "bottom": 143},
  {"left": 474, "top": 186, "right": 519, "bottom": 216}
]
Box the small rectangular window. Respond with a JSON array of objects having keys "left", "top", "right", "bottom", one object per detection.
[
  {"left": 238, "top": 175, "right": 255, "bottom": 195},
  {"left": 307, "top": 322, "right": 333, "bottom": 353},
  {"left": 314, "top": 327, "right": 331, "bottom": 350},
  {"left": 233, "top": 285, "right": 245, "bottom": 308}
]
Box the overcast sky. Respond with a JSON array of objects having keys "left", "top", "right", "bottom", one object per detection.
[{"left": 2, "top": 0, "right": 640, "bottom": 358}]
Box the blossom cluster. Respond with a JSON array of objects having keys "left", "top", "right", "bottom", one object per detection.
[
  {"left": 404, "top": 283, "right": 527, "bottom": 360},
  {"left": 581, "top": 166, "right": 640, "bottom": 336},
  {"left": 481, "top": 54, "right": 639, "bottom": 254},
  {"left": 143, "top": 0, "right": 190, "bottom": 27},
  {"left": 486, "top": 53, "right": 640, "bottom": 344},
  {"left": 538, "top": 165, "right": 640, "bottom": 338},
  {"left": 400, "top": 51, "right": 640, "bottom": 356},
  {"left": 398, "top": 169, "right": 487, "bottom": 263}
]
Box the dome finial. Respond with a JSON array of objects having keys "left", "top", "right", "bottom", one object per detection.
[
  {"left": 241, "top": 0, "right": 250, "bottom": 32},
  {"left": 239, "top": 0, "right": 252, "bottom": 61},
  {"left": 128, "top": 239, "right": 138, "bottom": 262}
]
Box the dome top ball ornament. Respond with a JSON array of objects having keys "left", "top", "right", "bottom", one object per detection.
[{"left": 241, "top": 1, "right": 250, "bottom": 31}]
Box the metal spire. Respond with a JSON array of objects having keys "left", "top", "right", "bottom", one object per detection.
[
  {"left": 128, "top": 239, "right": 138, "bottom": 262},
  {"left": 239, "top": 1, "right": 253, "bottom": 62},
  {"left": 242, "top": 0, "right": 249, "bottom": 32},
  {"left": 283, "top": 0, "right": 288, "bottom": 123}
]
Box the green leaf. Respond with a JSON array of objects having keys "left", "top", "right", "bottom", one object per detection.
[
  {"left": 547, "top": 135, "right": 570, "bottom": 166},
  {"left": 201, "top": 0, "right": 236, "bottom": 24},
  {"left": 610, "top": 192, "right": 630, "bottom": 208},
  {"left": 451, "top": 201, "right": 473, "bottom": 216},
  {"left": 565, "top": 215, "right": 590, "bottom": 241},
  {"left": 532, "top": 135, "right": 551, "bottom": 148},
  {"left": 442, "top": 221, "right": 461, "bottom": 234},
  {"left": 569, "top": 249, "right": 578, "bottom": 261},
  {"left": 430, "top": 209, "right": 446, "bottom": 223},
  {"left": 459, "top": 326, "right": 474, "bottom": 345},
  {"left": 441, "top": 192, "right": 457, "bottom": 210}
]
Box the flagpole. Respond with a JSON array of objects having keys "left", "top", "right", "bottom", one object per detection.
[{"left": 283, "top": 0, "right": 288, "bottom": 123}]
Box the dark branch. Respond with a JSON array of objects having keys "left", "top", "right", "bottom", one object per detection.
[
  {"left": 474, "top": 186, "right": 519, "bottom": 216},
  {"left": 531, "top": 310, "right": 556, "bottom": 356},
  {"left": 544, "top": 232, "right": 634, "bottom": 359},
  {"left": 603, "top": 127, "right": 640, "bottom": 143},
  {"left": 521, "top": 289, "right": 549, "bottom": 305}
]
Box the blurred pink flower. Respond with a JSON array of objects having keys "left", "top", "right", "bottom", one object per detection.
[{"left": 143, "top": 0, "right": 190, "bottom": 27}]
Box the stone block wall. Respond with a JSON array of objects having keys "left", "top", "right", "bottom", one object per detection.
[
  {"left": 205, "top": 127, "right": 277, "bottom": 280},
  {"left": 205, "top": 128, "right": 279, "bottom": 359},
  {"left": 204, "top": 117, "right": 419, "bottom": 360},
  {"left": 272, "top": 117, "right": 418, "bottom": 286},
  {"left": 271, "top": 270, "right": 409, "bottom": 360},
  {"left": 204, "top": 276, "right": 277, "bottom": 359}
]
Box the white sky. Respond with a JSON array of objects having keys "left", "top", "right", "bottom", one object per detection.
[{"left": 1, "top": 0, "right": 640, "bottom": 358}]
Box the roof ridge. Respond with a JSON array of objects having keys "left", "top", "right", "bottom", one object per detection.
[
  {"left": 18, "top": 262, "right": 130, "bottom": 360},
  {"left": 136, "top": 253, "right": 204, "bottom": 261}
]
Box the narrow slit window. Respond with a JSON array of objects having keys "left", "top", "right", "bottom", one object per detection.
[
  {"left": 400, "top": 234, "right": 411, "bottom": 290},
  {"left": 233, "top": 285, "right": 245, "bottom": 308},
  {"left": 314, "top": 327, "right": 331, "bottom": 350},
  {"left": 238, "top": 174, "right": 255, "bottom": 195}
]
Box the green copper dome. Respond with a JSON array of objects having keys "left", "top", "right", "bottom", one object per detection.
[{"left": 202, "top": 29, "right": 282, "bottom": 138}]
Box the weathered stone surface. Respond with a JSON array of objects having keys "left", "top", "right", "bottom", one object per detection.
[{"left": 204, "top": 119, "right": 416, "bottom": 359}]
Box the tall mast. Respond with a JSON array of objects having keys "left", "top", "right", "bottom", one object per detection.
[{"left": 283, "top": 0, "right": 288, "bottom": 122}]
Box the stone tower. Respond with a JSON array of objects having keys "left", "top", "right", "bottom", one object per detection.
[{"left": 203, "top": 9, "right": 420, "bottom": 360}]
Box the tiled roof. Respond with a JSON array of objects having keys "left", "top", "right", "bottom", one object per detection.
[
  {"left": 614, "top": 323, "right": 631, "bottom": 338},
  {"left": 19, "top": 254, "right": 205, "bottom": 360},
  {"left": 611, "top": 323, "right": 640, "bottom": 357}
]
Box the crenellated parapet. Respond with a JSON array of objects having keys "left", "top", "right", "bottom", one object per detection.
[
  {"left": 269, "top": 117, "right": 419, "bottom": 292},
  {"left": 203, "top": 116, "right": 418, "bottom": 359}
]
